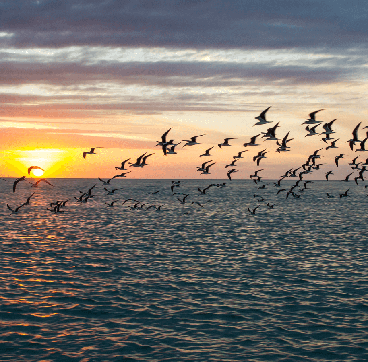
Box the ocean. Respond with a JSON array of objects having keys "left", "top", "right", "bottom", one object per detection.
[{"left": 1, "top": 178, "right": 367, "bottom": 361}]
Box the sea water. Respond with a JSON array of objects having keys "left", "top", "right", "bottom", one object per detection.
[{"left": 1, "top": 178, "right": 367, "bottom": 361}]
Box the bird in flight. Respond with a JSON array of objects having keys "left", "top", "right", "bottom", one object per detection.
[
  {"left": 83, "top": 147, "right": 103, "bottom": 159},
  {"left": 31, "top": 178, "right": 54, "bottom": 187},
  {"left": 7, "top": 203, "right": 27, "bottom": 214},
  {"left": 115, "top": 158, "right": 131, "bottom": 170},
  {"left": 13, "top": 176, "right": 26, "bottom": 192},
  {"left": 200, "top": 146, "right": 214, "bottom": 157},
  {"left": 303, "top": 109, "right": 324, "bottom": 124},
  {"left": 254, "top": 106, "right": 272, "bottom": 126},
  {"left": 112, "top": 171, "right": 131, "bottom": 179},
  {"left": 348, "top": 122, "right": 362, "bottom": 151},
  {"left": 24, "top": 192, "right": 36, "bottom": 205},
  {"left": 244, "top": 134, "right": 260, "bottom": 147},
  {"left": 248, "top": 206, "right": 259, "bottom": 214},
  {"left": 335, "top": 154, "right": 344, "bottom": 167},
  {"left": 227, "top": 168, "right": 238, "bottom": 180},
  {"left": 28, "top": 166, "right": 44, "bottom": 175},
  {"left": 218, "top": 138, "right": 236, "bottom": 148},
  {"left": 156, "top": 128, "right": 172, "bottom": 147},
  {"left": 182, "top": 134, "right": 205, "bottom": 147},
  {"left": 98, "top": 177, "right": 112, "bottom": 185}
]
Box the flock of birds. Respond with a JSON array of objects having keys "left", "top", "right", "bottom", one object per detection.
[{"left": 4, "top": 107, "right": 368, "bottom": 215}]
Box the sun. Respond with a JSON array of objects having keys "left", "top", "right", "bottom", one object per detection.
[{"left": 32, "top": 168, "right": 44, "bottom": 177}]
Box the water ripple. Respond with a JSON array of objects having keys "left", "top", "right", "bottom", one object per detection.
[{"left": 1, "top": 179, "right": 368, "bottom": 361}]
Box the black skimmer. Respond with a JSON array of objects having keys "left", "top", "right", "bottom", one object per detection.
[
  {"left": 98, "top": 177, "right": 112, "bottom": 185},
  {"left": 303, "top": 109, "right": 324, "bottom": 125},
  {"left": 274, "top": 176, "right": 285, "bottom": 187},
  {"left": 349, "top": 156, "right": 359, "bottom": 166},
  {"left": 226, "top": 168, "right": 238, "bottom": 180},
  {"left": 171, "top": 181, "right": 181, "bottom": 192},
  {"left": 13, "top": 176, "right": 26, "bottom": 192},
  {"left": 326, "top": 139, "right": 339, "bottom": 150},
  {"left": 248, "top": 206, "right": 259, "bottom": 214},
  {"left": 104, "top": 187, "right": 120, "bottom": 195},
  {"left": 47, "top": 204, "right": 64, "bottom": 213},
  {"left": 261, "top": 122, "right": 280, "bottom": 141},
  {"left": 322, "top": 133, "right": 334, "bottom": 143},
  {"left": 233, "top": 150, "right": 248, "bottom": 159},
  {"left": 351, "top": 162, "right": 362, "bottom": 170},
  {"left": 335, "top": 154, "right": 344, "bottom": 167},
  {"left": 254, "top": 106, "right": 272, "bottom": 126},
  {"left": 244, "top": 134, "right": 260, "bottom": 147},
  {"left": 31, "top": 178, "right": 54, "bottom": 187},
  {"left": 105, "top": 200, "right": 119, "bottom": 207},
  {"left": 276, "top": 132, "right": 293, "bottom": 152},
  {"left": 250, "top": 169, "right": 264, "bottom": 179},
  {"left": 252, "top": 176, "right": 262, "bottom": 184},
  {"left": 320, "top": 119, "right": 336, "bottom": 135},
  {"left": 177, "top": 194, "right": 189, "bottom": 204},
  {"left": 218, "top": 138, "right": 236, "bottom": 148},
  {"left": 198, "top": 185, "right": 213, "bottom": 195},
  {"left": 325, "top": 171, "right": 333, "bottom": 181},
  {"left": 115, "top": 158, "right": 131, "bottom": 170},
  {"left": 342, "top": 173, "right": 353, "bottom": 182},
  {"left": 166, "top": 142, "right": 181, "bottom": 155},
  {"left": 182, "top": 134, "right": 205, "bottom": 147},
  {"left": 201, "top": 162, "right": 215, "bottom": 175},
  {"left": 289, "top": 168, "right": 301, "bottom": 177},
  {"left": 156, "top": 128, "right": 172, "bottom": 147},
  {"left": 139, "top": 153, "right": 154, "bottom": 167},
  {"left": 112, "top": 171, "right": 131, "bottom": 179},
  {"left": 24, "top": 192, "right": 36, "bottom": 205},
  {"left": 225, "top": 159, "right": 238, "bottom": 168},
  {"left": 129, "top": 152, "right": 147, "bottom": 167},
  {"left": 191, "top": 201, "right": 204, "bottom": 208},
  {"left": 254, "top": 150, "right": 267, "bottom": 166},
  {"left": 83, "top": 147, "right": 103, "bottom": 159},
  {"left": 197, "top": 160, "right": 213, "bottom": 172},
  {"left": 200, "top": 146, "right": 214, "bottom": 157},
  {"left": 339, "top": 189, "right": 349, "bottom": 198},
  {"left": 355, "top": 137, "right": 368, "bottom": 152},
  {"left": 305, "top": 124, "right": 319, "bottom": 136},
  {"left": 348, "top": 122, "right": 362, "bottom": 151},
  {"left": 7, "top": 203, "right": 27, "bottom": 214}
]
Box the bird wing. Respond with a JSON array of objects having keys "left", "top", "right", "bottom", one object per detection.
[
  {"left": 309, "top": 109, "right": 324, "bottom": 120},
  {"left": 161, "top": 128, "right": 171, "bottom": 142},
  {"left": 13, "top": 179, "right": 20, "bottom": 192},
  {"left": 259, "top": 106, "right": 271, "bottom": 119},
  {"left": 352, "top": 122, "right": 361, "bottom": 140}
]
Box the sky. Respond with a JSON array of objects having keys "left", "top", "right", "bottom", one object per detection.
[{"left": 1, "top": 0, "right": 368, "bottom": 179}]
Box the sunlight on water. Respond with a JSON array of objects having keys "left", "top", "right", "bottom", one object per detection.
[{"left": 1, "top": 179, "right": 368, "bottom": 361}]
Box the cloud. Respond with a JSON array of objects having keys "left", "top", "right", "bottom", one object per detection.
[
  {"left": 0, "top": 126, "right": 155, "bottom": 150},
  {"left": 0, "top": 59, "right": 352, "bottom": 87},
  {"left": 0, "top": 0, "right": 368, "bottom": 50}
]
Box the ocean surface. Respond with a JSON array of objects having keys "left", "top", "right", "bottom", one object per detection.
[{"left": 1, "top": 178, "right": 368, "bottom": 361}]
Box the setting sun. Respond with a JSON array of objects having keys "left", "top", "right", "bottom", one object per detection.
[{"left": 31, "top": 168, "right": 44, "bottom": 177}]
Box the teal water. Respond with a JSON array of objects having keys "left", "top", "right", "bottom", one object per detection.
[{"left": 1, "top": 178, "right": 367, "bottom": 361}]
